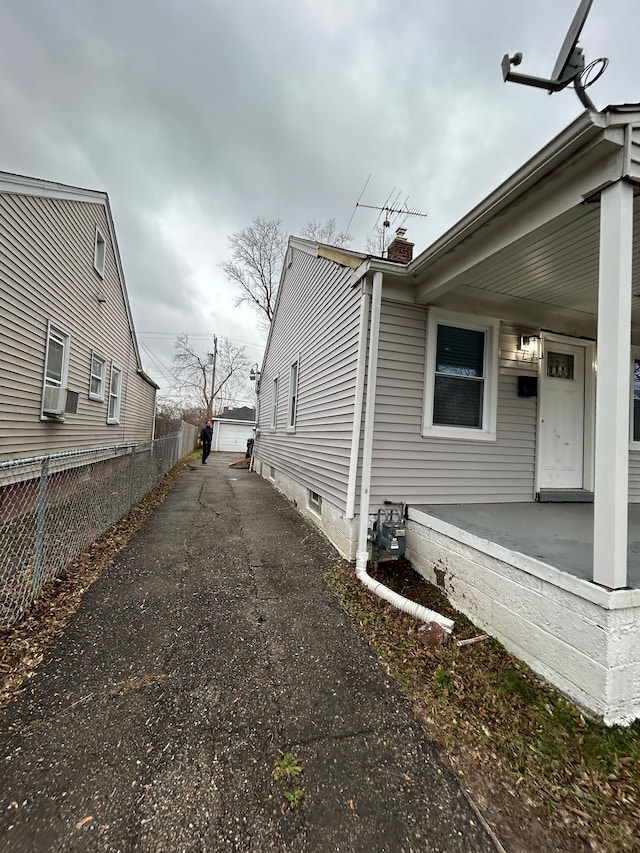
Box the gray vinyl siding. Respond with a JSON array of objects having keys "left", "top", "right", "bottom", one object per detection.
[
  {"left": 629, "top": 454, "right": 640, "bottom": 501},
  {"left": 369, "top": 301, "right": 537, "bottom": 506},
  {"left": 257, "top": 249, "right": 361, "bottom": 510},
  {"left": 0, "top": 191, "right": 155, "bottom": 461}
]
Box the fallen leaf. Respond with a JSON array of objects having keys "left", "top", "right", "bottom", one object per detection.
[{"left": 76, "top": 815, "right": 94, "bottom": 829}]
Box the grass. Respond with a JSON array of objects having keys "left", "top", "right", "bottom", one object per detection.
[
  {"left": 273, "top": 751, "right": 305, "bottom": 811},
  {"left": 324, "top": 558, "right": 640, "bottom": 853}
]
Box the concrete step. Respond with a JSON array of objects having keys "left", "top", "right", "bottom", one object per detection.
[{"left": 537, "top": 489, "right": 594, "bottom": 503}]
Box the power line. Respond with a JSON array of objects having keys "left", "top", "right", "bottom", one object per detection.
[
  {"left": 138, "top": 340, "right": 178, "bottom": 388},
  {"left": 138, "top": 331, "right": 265, "bottom": 352}
]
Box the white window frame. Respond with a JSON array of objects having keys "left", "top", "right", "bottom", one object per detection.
[
  {"left": 107, "top": 362, "right": 123, "bottom": 424},
  {"left": 629, "top": 347, "right": 640, "bottom": 447},
  {"left": 41, "top": 322, "right": 70, "bottom": 419},
  {"left": 286, "top": 357, "right": 299, "bottom": 432},
  {"left": 271, "top": 376, "right": 279, "bottom": 430},
  {"left": 308, "top": 489, "right": 322, "bottom": 514},
  {"left": 89, "top": 352, "right": 106, "bottom": 401},
  {"left": 94, "top": 226, "right": 106, "bottom": 277},
  {"left": 422, "top": 309, "right": 499, "bottom": 442}
]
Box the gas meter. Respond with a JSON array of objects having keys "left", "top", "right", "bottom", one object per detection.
[{"left": 368, "top": 505, "right": 407, "bottom": 567}]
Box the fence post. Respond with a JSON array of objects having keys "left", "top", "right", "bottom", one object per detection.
[
  {"left": 128, "top": 445, "right": 136, "bottom": 509},
  {"left": 33, "top": 457, "right": 49, "bottom": 591}
]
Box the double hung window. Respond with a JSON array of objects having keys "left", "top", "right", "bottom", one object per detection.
[
  {"left": 631, "top": 350, "right": 640, "bottom": 444},
  {"left": 108, "top": 363, "right": 123, "bottom": 423},
  {"left": 42, "top": 322, "right": 70, "bottom": 417},
  {"left": 94, "top": 227, "right": 106, "bottom": 277},
  {"left": 271, "top": 377, "right": 278, "bottom": 430},
  {"left": 89, "top": 353, "right": 106, "bottom": 401},
  {"left": 423, "top": 311, "right": 499, "bottom": 440},
  {"left": 287, "top": 359, "right": 299, "bottom": 431}
]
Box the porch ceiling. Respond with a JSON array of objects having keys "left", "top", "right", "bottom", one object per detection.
[{"left": 420, "top": 194, "right": 640, "bottom": 330}]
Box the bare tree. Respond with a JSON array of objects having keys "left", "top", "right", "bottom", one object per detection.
[
  {"left": 220, "top": 217, "right": 287, "bottom": 328},
  {"left": 301, "top": 217, "right": 352, "bottom": 247},
  {"left": 366, "top": 224, "right": 392, "bottom": 257},
  {"left": 172, "top": 334, "right": 250, "bottom": 420},
  {"left": 154, "top": 397, "right": 183, "bottom": 437}
]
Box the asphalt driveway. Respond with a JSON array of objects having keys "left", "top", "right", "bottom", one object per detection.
[{"left": 0, "top": 453, "right": 497, "bottom": 852}]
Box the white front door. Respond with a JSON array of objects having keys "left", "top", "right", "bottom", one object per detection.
[{"left": 538, "top": 340, "right": 586, "bottom": 490}]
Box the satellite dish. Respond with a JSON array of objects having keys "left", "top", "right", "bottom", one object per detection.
[
  {"left": 501, "top": 0, "right": 605, "bottom": 110},
  {"left": 551, "top": 0, "right": 593, "bottom": 82}
]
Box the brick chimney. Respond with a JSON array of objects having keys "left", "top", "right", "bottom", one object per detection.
[{"left": 386, "top": 227, "right": 414, "bottom": 263}]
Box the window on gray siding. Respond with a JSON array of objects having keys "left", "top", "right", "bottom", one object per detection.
[
  {"left": 433, "top": 325, "right": 485, "bottom": 428},
  {"left": 287, "top": 359, "right": 299, "bottom": 430},
  {"left": 108, "top": 363, "right": 122, "bottom": 423},
  {"left": 308, "top": 489, "right": 322, "bottom": 513},
  {"left": 94, "top": 227, "right": 106, "bottom": 277},
  {"left": 633, "top": 356, "right": 640, "bottom": 442},
  {"left": 423, "top": 311, "right": 499, "bottom": 441},
  {"left": 89, "top": 353, "right": 106, "bottom": 401},
  {"left": 42, "top": 323, "right": 70, "bottom": 417},
  {"left": 271, "top": 377, "right": 278, "bottom": 429}
]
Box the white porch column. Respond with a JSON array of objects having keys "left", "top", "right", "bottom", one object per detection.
[{"left": 593, "top": 179, "right": 634, "bottom": 589}]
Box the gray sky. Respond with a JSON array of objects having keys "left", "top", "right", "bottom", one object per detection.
[{"left": 2, "top": 0, "right": 638, "bottom": 395}]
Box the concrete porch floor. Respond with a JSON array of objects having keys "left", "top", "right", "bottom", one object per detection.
[{"left": 410, "top": 503, "right": 640, "bottom": 590}]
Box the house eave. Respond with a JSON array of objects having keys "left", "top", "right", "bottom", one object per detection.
[
  {"left": 348, "top": 256, "right": 412, "bottom": 288},
  {"left": 0, "top": 171, "right": 107, "bottom": 205},
  {"left": 138, "top": 369, "right": 160, "bottom": 390},
  {"left": 408, "top": 110, "right": 609, "bottom": 279}
]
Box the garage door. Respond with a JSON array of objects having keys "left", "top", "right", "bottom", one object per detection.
[{"left": 217, "top": 422, "right": 254, "bottom": 452}]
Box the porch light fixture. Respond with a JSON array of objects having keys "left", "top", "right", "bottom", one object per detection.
[
  {"left": 249, "top": 364, "right": 261, "bottom": 382},
  {"left": 519, "top": 335, "right": 542, "bottom": 362}
]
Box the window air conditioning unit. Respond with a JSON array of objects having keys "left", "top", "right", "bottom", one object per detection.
[{"left": 43, "top": 385, "right": 67, "bottom": 416}]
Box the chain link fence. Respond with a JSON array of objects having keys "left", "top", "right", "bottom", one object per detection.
[{"left": 0, "top": 433, "right": 185, "bottom": 628}]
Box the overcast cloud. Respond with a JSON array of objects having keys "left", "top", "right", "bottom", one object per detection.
[{"left": 2, "top": 0, "right": 638, "bottom": 394}]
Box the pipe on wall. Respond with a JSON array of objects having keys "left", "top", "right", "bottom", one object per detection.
[
  {"left": 354, "top": 270, "right": 454, "bottom": 633},
  {"left": 345, "top": 282, "right": 371, "bottom": 519}
]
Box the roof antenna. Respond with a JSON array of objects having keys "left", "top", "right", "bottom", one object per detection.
[
  {"left": 501, "top": 0, "right": 608, "bottom": 111},
  {"left": 356, "top": 199, "right": 427, "bottom": 256}
]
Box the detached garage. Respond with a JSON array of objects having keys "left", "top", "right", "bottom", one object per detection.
[{"left": 212, "top": 406, "right": 256, "bottom": 453}]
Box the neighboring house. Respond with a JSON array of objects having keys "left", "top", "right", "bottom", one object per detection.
[
  {"left": 254, "top": 103, "right": 640, "bottom": 725},
  {"left": 212, "top": 406, "right": 256, "bottom": 453},
  {"left": 0, "top": 171, "right": 158, "bottom": 462}
]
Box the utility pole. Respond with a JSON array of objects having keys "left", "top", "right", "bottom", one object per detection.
[{"left": 208, "top": 335, "right": 218, "bottom": 420}]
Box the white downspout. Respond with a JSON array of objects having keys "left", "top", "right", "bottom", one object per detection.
[
  {"left": 345, "top": 283, "right": 371, "bottom": 518},
  {"left": 354, "top": 271, "right": 454, "bottom": 633}
]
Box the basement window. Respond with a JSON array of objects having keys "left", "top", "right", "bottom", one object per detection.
[{"left": 308, "top": 490, "right": 322, "bottom": 513}]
